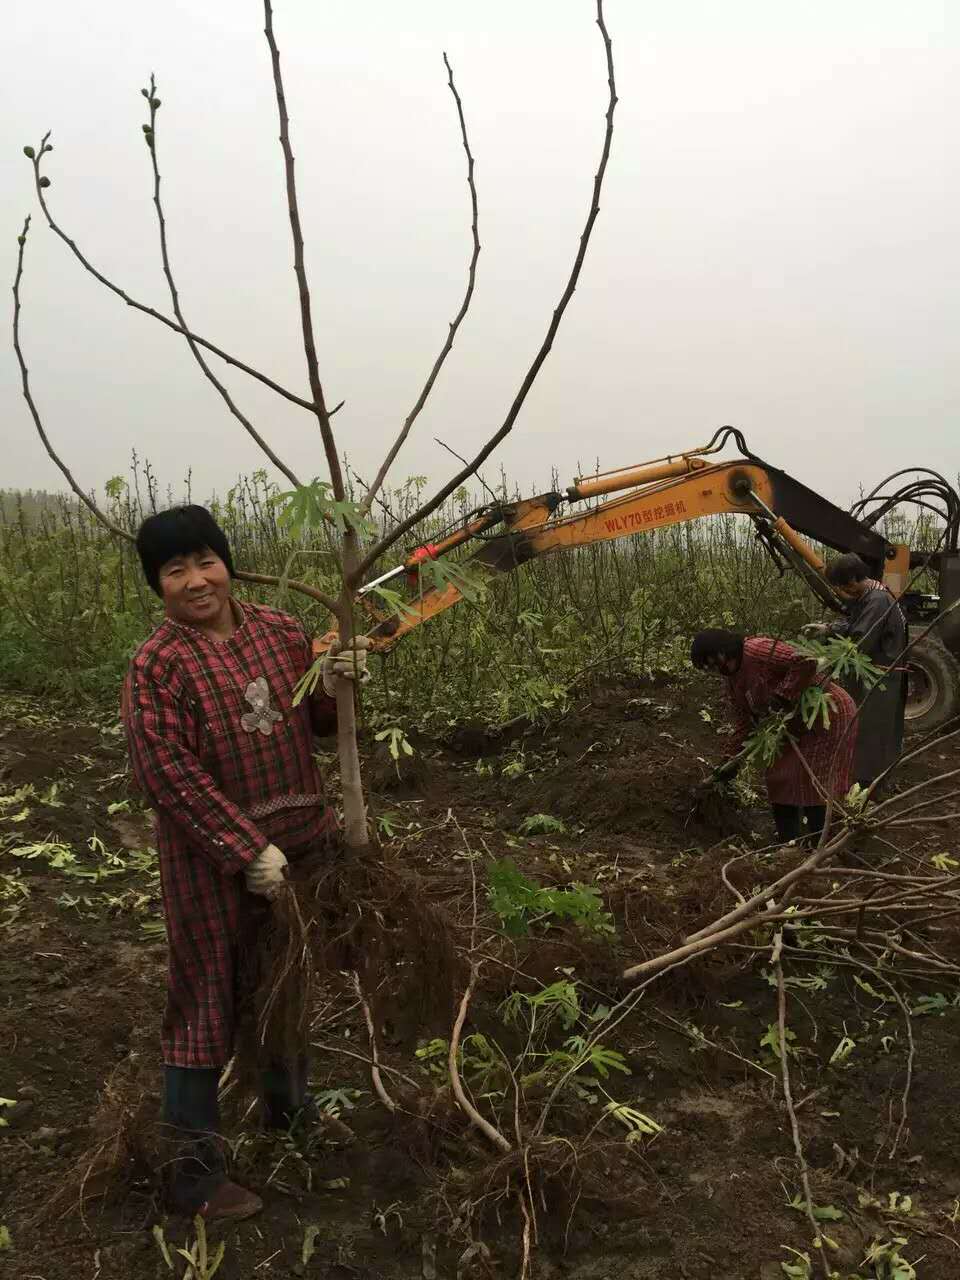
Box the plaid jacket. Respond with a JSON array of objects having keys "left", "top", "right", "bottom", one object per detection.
[
  {"left": 727, "top": 636, "right": 855, "bottom": 807},
  {"left": 124, "top": 602, "right": 337, "bottom": 1067}
]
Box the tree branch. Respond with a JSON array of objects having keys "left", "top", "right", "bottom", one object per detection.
[
  {"left": 358, "top": 51, "right": 481, "bottom": 517},
  {"left": 143, "top": 77, "right": 301, "bottom": 488},
  {"left": 352, "top": 0, "right": 618, "bottom": 582},
  {"left": 683, "top": 832, "right": 849, "bottom": 946},
  {"left": 13, "top": 214, "right": 337, "bottom": 613},
  {"left": 773, "top": 935, "right": 829, "bottom": 1278},
  {"left": 25, "top": 137, "right": 319, "bottom": 415},
  {"left": 262, "top": 0, "right": 342, "bottom": 498},
  {"left": 847, "top": 946, "right": 914, "bottom": 1159},
  {"left": 232, "top": 570, "right": 336, "bottom": 611},
  {"left": 449, "top": 968, "right": 512, "bottom": 1153},
  {"left": 12, "top": 215, "right": 131, "bottom": 541},
  {"left": 449, "top": 827, "right": 511, "bottom": 1152},
  {"left": 262, "top": 0, "right": 366, "bottom": 847},
  {"left": 350, "top": 971, "right": 397, "bottom": 1114}
]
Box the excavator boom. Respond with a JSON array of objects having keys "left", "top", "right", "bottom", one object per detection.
[{"left": 312, "top": 431, "right": 958, "bottom": 672}]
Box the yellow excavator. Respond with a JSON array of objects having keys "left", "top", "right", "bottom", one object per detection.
[{"left": 318, "top": 427, "right": 960, "bottom": 734}]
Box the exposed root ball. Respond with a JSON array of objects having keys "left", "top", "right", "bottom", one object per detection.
[
  {"left": 434, "top": 1136, "right": 645, "bottom": 1253},
  {"left": 241, "top": 843, "right": 463, "bottom": 1082}
]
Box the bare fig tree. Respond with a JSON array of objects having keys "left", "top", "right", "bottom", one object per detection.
[{"left": 13, "top": 0, "right": 617, "bottom": 852}]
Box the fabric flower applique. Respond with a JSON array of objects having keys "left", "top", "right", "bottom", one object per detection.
[{"left": 241, "top": 677, "right": 283, "bottom": 736}]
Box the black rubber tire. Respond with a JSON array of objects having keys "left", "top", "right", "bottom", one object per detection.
[{"left": 904, "top": 632, "right": 960, "bottom": 736}]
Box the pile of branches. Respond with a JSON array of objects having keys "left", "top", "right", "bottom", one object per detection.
[
  {"left": 614, "top": 723, "right": 959, "bottom": 1278},
  {"left": 624, "top": 726, "right": 960, "bottom": 987}
]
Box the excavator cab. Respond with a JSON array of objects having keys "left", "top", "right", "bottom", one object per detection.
[{"left": 850, "top": 468, "right": 960, "bottom": 734}]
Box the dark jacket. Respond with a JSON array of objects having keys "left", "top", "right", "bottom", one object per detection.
[{"left": 830, "top": 580, "right": 906, "bottom": 783}]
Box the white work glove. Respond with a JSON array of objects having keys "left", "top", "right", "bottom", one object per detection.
[
  {"left": 245, "top": 843, "right": 289, "bottom": 899},
  {"left": 321, "top": 636, "right": 372, "bottom": 696},
  {"left": 801, "top": 622, "right": 830, "bottom": 638}
]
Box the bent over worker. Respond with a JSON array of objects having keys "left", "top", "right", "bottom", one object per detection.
[
  {"left": 123, "top": 505, "right": 369, "bottom": 1221},
  {"left": 691, "top": 630, "right": 856, "bottom": 845},
  {"left": 820, "top": 553, "right": 907, "bottom": 790}
]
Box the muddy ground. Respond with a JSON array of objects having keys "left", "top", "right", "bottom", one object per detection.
[{"left": 2, "top": 675, "right": 960, "bottom": 1279}]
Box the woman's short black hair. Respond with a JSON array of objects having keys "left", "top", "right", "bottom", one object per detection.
[
  {"left": 825, "top": 553, "right": 870, "bottom": 587},
  {"left": 135, "top": 505, "right": 235, "bottom": 595},
  {"left": 690, "top": 628, "right": 745, "bottom": 670}
]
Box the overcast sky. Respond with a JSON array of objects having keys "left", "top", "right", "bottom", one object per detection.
[{"left": 2, "top": 1, "right": 956, "bottom": 510}]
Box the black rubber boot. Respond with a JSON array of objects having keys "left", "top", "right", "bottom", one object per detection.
[
  {"left": 803, "top": 805, "right": 827, "bottom": 845},
  {"left": 261, "top": 1055, "right": 312, "bottom": 1130},
  {"left": 772, "top": 804, "right": 803, "bottom": 843},
  {"left": 162, "top": 1065, "right": 226, "bottom": 1212}
]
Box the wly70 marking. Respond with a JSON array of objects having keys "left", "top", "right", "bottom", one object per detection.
[{"left": 604, "top": 499, "right": 687, "bottom": 534}]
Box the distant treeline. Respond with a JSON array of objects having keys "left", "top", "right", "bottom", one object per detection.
[{"left": 0, "top": 490, "right": 82, "bottom": 525}]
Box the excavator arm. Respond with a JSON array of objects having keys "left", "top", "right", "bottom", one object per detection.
[{"left": 313, "top": 429, "right": 908, "bottom": 656}]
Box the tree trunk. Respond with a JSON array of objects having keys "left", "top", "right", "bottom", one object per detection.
[{"left": 336, "top": 536, "right": 369, "bottom": 850}]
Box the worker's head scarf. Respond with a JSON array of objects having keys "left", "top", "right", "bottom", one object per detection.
[{"left": 690, "top": 629, "right": 745, "bottom": 672}]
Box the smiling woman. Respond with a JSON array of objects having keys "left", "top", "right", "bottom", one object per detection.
[
  {"left": 159, "top": 547, "right": 232, "bottom": 633},
  {"left": 136, "top": 505, "right": 237, "bottom": 639},
  {"left": 122, "top": 503, "right": 371, "bottom": 1221}
]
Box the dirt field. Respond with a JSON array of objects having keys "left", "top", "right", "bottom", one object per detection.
[{"left": 2, "top": 675, "right": 960, "bottom": 1279}]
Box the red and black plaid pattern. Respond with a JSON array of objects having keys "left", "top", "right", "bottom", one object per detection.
[
  {"left": 124, "top": 603, "right": 337, "bottom": 1067},
  {"left": 726, "top": 636, "right": 855, "bottom": 807}
]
